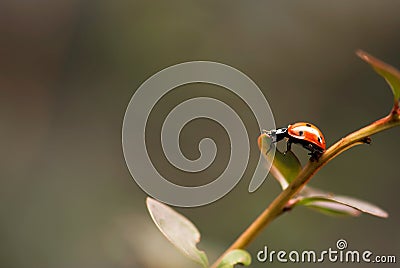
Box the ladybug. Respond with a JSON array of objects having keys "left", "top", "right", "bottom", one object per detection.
[{"left": 264, "top": 122, "right": 326, "bottom": 160}]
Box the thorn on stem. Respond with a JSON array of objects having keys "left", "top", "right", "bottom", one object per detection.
[
  {"left": 282, "top": 205, "right": 293, "bottom": 213},
  {"left": 362, "top": 137, "right": 372, "bottom": 144},
  {"left": 283, "top": 198, "right": 299, "bottom": 212}
]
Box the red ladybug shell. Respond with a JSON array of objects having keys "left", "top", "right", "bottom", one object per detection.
[{"left": 287, "top": 122, "right": 326, "bottom": 150}]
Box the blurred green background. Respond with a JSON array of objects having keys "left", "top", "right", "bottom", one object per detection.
[{"left": 1, "top": 1, "right": 399, "bottom": 267}]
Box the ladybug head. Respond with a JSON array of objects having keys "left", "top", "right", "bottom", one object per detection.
[{"left": 263, "top": 128, "right": 288, "bottom": 143}]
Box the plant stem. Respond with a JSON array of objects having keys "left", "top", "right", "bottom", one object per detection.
[{"left": 211, "top": 109, "right": 400, "bottom": 268}]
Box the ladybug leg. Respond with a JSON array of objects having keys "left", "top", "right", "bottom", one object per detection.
[
  {"left": 308, "top": 148, "right": 322, "bottom": 162},
  {"left": 308, "top": 152, "right": 316, "bottom": 162},
  {"left": 284, "top": 140, "right": 292, "bottom": 155}
]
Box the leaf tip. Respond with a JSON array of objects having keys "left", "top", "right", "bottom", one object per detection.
[
  {"left": 356, "top": 49, "right": 400, "bottom": 109},
  {"left": 146, "top": 196, "right": 157, "bottom": 211},
  {"left": 355, "top": 49, "right": 383, "bottom": 68},
  {"left": 378, "top": 210, "right": 389, "bottom": 219},
  {"left": 356, "top": 49, "right": 370, "bottom": 62},
  {"left": 217, "top": 249, "right": 252, "bottom": 268},
  {"left": 258, "top": 133, "right": 270, "bottom": 151}
]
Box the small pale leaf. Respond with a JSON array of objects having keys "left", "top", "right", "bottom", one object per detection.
[
  {"left": 298, "top": 187, "right": 388, "bottom": 218},
  {"left": 258, "top": 133, "right": 302, "bottom": 189},
  {"left": 329, "top": 195, "right": 388, "bottom": 218},
  {"left": 298, "top": 197, "right": 361, "bottom": 217},
  {"left": 357, "top": 50, "right": 400, "bottom": 107},
  {"left": 146, "top": 197, "right": 209, "bottom": 267},
  {"left": 217, "top": 249, "right": 252, "bottom": 268}
]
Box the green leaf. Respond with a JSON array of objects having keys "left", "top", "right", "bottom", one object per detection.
[
  {"left": 217, "top": 249, "right": 252, "bottom": 268},
  {"left": 297, "top": 186, "right": 388, "bottom": 218},
  {"left": 297, "top": 196, "right": 361, "bottom": 217},
  {"left": 305, "top": 200, "right": 361, "bottom": 216},
  {"left": 258, "top": 133, "right": 302, "bottom": 189},
  {"left": 357, "top": 50, "right": 400, "bottom": 107},
  {"left": 146, "top": 197, "right": 209, "bottom": 267}
]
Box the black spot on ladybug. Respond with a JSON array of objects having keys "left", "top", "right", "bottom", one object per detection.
[
  {"left": 299, "top": 131, "right": 304, "bottom": 136},
  {"left": 306, "top": 123, "right": 311, "bottom": 127},
  {"left": 318, "top": 137, "right": 322, "bottom": 142}
]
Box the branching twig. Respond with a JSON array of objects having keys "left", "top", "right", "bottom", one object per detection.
[{"left": 211, "top": 107, "right": 400, "bottom": 268}]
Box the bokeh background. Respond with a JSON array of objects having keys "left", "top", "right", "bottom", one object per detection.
[{"left": 1, "top": 1, "right": 399, "bottom": 267}]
